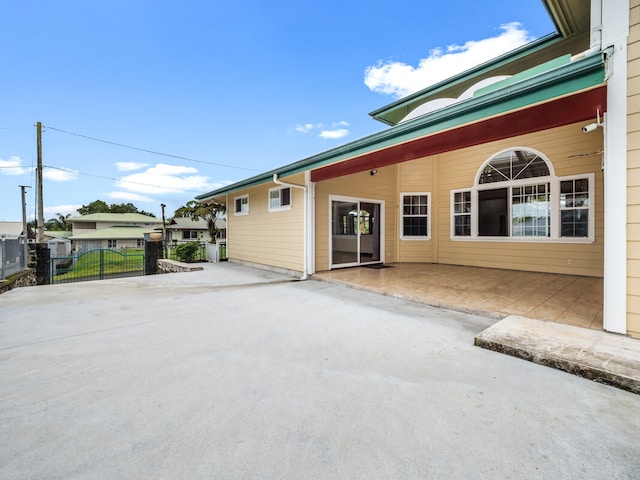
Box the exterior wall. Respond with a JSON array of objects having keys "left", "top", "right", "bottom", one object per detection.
[
  {"left": 314, "top": 120, "right": 604, "bottom": 277},
  {"left": 226, "top": 180, "right": 305, "bottom": 274},
  {"left": 436, "top": 121, "right": 604, "bottom": 277},
  {"left": 314, "top": 165, "right": 397, "bottom": 271},
  {"left": 628, "top": 0, "right": 640, "bottom": 338}
]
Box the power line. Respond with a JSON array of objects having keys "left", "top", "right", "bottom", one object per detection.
[
  {"left": 43, "top": 125, "right": 260, "bottom": 172},
  {"left": 42, "top": 165, "right": 206, "bottom": 195}
]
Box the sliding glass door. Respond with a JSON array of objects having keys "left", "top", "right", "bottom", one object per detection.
[{"left": 331, "top": 197, "right": 382, "bottom": 268}]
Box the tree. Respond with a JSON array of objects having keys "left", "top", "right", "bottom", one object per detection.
[
  {"left": 173, "top": 200, "right": 225, "bottom": 244},
  {"left": 77, "top": 200, "right": 156, "bottom": 217},
  {"left": 45, "top": 213, "right": 72, "bottom": 231}
]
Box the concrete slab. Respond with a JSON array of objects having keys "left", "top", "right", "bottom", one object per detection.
[
  {"left": 1, "top": 263, "right": 639, "bottom": 479},
  {"left": 475, "top": 315, "right": 640, "bottom": 395}
]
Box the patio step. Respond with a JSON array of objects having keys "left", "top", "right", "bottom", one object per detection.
[{"left": 475, "top": 315, "right": 640, "bottom": 395}]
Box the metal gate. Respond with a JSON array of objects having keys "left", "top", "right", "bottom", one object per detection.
[{"left": 51, "top": 248, "right": 145, "bottom": 284}]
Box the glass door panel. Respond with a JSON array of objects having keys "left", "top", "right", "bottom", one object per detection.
[
  {"left": 359, "top": 202, "right": 380, "bottom": 263},
  {"left": 331, "top": 200, "right": 358, "bottom": 266}
]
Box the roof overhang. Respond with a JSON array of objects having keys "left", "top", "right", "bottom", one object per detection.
[
  {"left": 311, "top": 84, "right": 606, "bottom": 182},
  {"left": 198, "top": 51, "right": 605, "bottom": 201}
]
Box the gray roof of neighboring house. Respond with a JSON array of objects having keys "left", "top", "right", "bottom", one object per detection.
[{"left": 0, "top": 221, "right": 32, "bottom": 238}]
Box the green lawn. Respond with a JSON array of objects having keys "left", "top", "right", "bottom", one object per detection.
[{"left": 53, "top": 249, "right": 145, "bottom": 282}]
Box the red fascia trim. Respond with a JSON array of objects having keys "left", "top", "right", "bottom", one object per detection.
[{"left": 311, "top": 86, "right": 607, "bottom": 182}]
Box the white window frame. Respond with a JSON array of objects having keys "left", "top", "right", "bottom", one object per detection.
[
  {"left": 450, "top": 147, "right": 595, "bottom": 243},
  {"left": 234, "top": 194, "right": 249, "bottom": 216},
  {"left": 400, "top": 192, "right": 431, "bottom": 240},
  {"left": 268, "top": 186, "right": 292, "bottom": 212},
  {"left": 107, "top": 239, "right": 117, "bottom": 248}
]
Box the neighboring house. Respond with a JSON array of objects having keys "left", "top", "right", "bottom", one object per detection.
[
  {"left": 68, "top": 213, "right": 163, "bottom": 251},
  {"left": 165, "top": 217, "right": 227, "bottom": 243},
  {"left": 197, "top": 1, "right": 637, "bottom": 338}
]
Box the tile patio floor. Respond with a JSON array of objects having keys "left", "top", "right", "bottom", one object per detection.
[{"left": 313, "top": 263, "right": 603, "bottom": 331}]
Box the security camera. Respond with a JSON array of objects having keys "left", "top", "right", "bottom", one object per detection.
[{"left": 582, "top": 123, "right": 599, "bottom": 133}]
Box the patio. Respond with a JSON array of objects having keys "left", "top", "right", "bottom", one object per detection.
[{"left": 313, "top": 263, "right": 603, "bottom": 331}]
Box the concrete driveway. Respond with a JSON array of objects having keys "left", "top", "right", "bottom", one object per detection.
[{"left": 1, "top": 263, "right": 638, "bottom": 479}]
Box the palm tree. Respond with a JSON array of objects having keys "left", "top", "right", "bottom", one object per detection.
[
  {"left": 45, "top": 213, "right": 72, "bottom": 231},
  {"left": 173, "top": 201, "right": 225, "bottom": 243}
]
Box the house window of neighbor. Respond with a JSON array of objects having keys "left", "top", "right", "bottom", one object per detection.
[
  {"left": 401, "top": 193, "right": 430, "bottom": 239},
  {"left": 136, "top": 238, "right": 144, "bottom": 247},
  {"left": 451, "top": 148, "right": 594, "bottom": 241},
  {"left": 234, "top": 195, "right": 249, "bottom": 215},
  {"left": 268, "top": 186, "right": 291, "bottom": 211},
  {"left": 182, "top": 230, "right": 199, "bottom": 240},
  {"left": 107, "top": 239, "right": 117, "bottom": 248}
]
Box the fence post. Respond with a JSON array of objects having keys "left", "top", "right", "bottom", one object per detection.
[
  {"left": 144, "top": 240, "right": 162, "bottom": 275},
  {"left": 35, "top": 244, "right": 50, "bottom": 285}
]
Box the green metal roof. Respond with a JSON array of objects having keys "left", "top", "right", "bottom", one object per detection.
[
  {"left": 68, "top": 213, "right": 162, "bottom": 224},
  {"left": 197, "top": 51, "right": 604, "bottom": 202},
  {"left": 70, "top": 226, "right": 156, "bottom": 240}
]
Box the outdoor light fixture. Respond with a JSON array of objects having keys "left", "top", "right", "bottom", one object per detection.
[{"left": 370, "top": 169, "right": 377, "bottom": 176}]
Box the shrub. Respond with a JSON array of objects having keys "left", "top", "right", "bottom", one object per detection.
[{"left": 175, "top": 242, "right": 200, "bottom": 263}]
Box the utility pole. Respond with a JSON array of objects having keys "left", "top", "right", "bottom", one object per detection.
[
  {"left": 19, "top": 185, "right": 31, "bottom": 265},
  {"left": 161, "top": 203, "right": 167, "bottom": 259},
  {"left": 36, "top": 121, "right": 44, "bottom": 243}
]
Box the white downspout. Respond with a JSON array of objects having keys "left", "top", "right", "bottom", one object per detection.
[{"left": 273, "top": 173, "right": 308, "bottom": 280}]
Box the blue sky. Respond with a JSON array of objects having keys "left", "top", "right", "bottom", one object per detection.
[{"left": 0, "top": 0, "right": 555, "bottom": 221}]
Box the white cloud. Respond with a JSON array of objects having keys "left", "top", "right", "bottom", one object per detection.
[
  {"left": 295, "top": 124, "right": 314, "bottom": 133},
  {"left": 115, "top": 163, "right": 212, "bottom": 195},
  {"left": 319, "top": 129, "right": 349, "bottom": 139},
  {"left": 293, "top": 121, "right": 351, "bottom": 139},
  {"left": 107, "top": 191, "right": 154, "bottom": 203},
  {"left": 115, "top": 161, "right": 149, "bottom": 172},
  {"left": 43, "top": 167, "right": 78, "bottom": 182},
  {"left": 0, "top": 156, "right": 29, "bottom": 175},
  {"left": 43, "top": 204, "right": 82, "bottom": 218},
  {"left": 364, "top": 22, "right": 532, "bottom": 98}
]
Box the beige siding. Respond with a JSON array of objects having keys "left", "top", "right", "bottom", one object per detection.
[
  {"left": 629, "top": 0, "right": 640, "bottom": 338},
  {"left": 226, "top": 182, "right": 305, "bottom": 274},
  {"left": 314, "top": 166, "right": 397, "bottom": 271},
  {"left": 435, "top": 122, "right": 604, "bottom": 276},
  {"left": 313, "top": 120, "right": 603, "bottom": 277}
]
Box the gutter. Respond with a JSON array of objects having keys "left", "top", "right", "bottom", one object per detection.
[{"left": 272, "top": 174, "right": 308, "bottom": 281}]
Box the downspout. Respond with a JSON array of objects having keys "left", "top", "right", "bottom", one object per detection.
[{"left": 273, "top": 174, "right": 308, "bottom": 280}]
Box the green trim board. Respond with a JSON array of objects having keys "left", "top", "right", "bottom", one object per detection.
[{"left": 197, "top": 52, "right": 604, "bottom": 201}]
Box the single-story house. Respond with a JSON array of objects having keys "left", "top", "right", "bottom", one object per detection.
[
  {"left": 197, "top": 1, "right": 638, "bottom": 338},
  {"left": 165, "top": 217, "right": 227, "bottom": 244},
  {"left": 68, "top": 213, "right": 163, "bottom": 251}
]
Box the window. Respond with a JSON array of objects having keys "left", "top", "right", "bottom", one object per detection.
[
  {"left": 560, "top": 177, "right": 590, "bottom": 237},
  {"left": 452, "top": 190, "right": 471, "bottom": 237},
  {"left": 234, "top": 195, "right": 249, "bottom": 215},
  {"left": 136, "top": 239, "right": 144, "bottom": 247},
  {"left": 182, "top": 230, "right": 199, "bottom": 240},
  {"left": 268, "top": 187, "right": 291, "bottom": 211},
  {"left": 401, "top": 193, "right": 430, "bottom": 239},
  {"left": 107, "top": 239, "right": 117, "bottom": 248},
  {"left": 451, "top": 148, "right": 594, "bottom": 241}
]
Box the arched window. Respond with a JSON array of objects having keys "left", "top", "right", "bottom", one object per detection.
[{"left": 451, "top": 148, "right": 593, "bottom": 241}]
